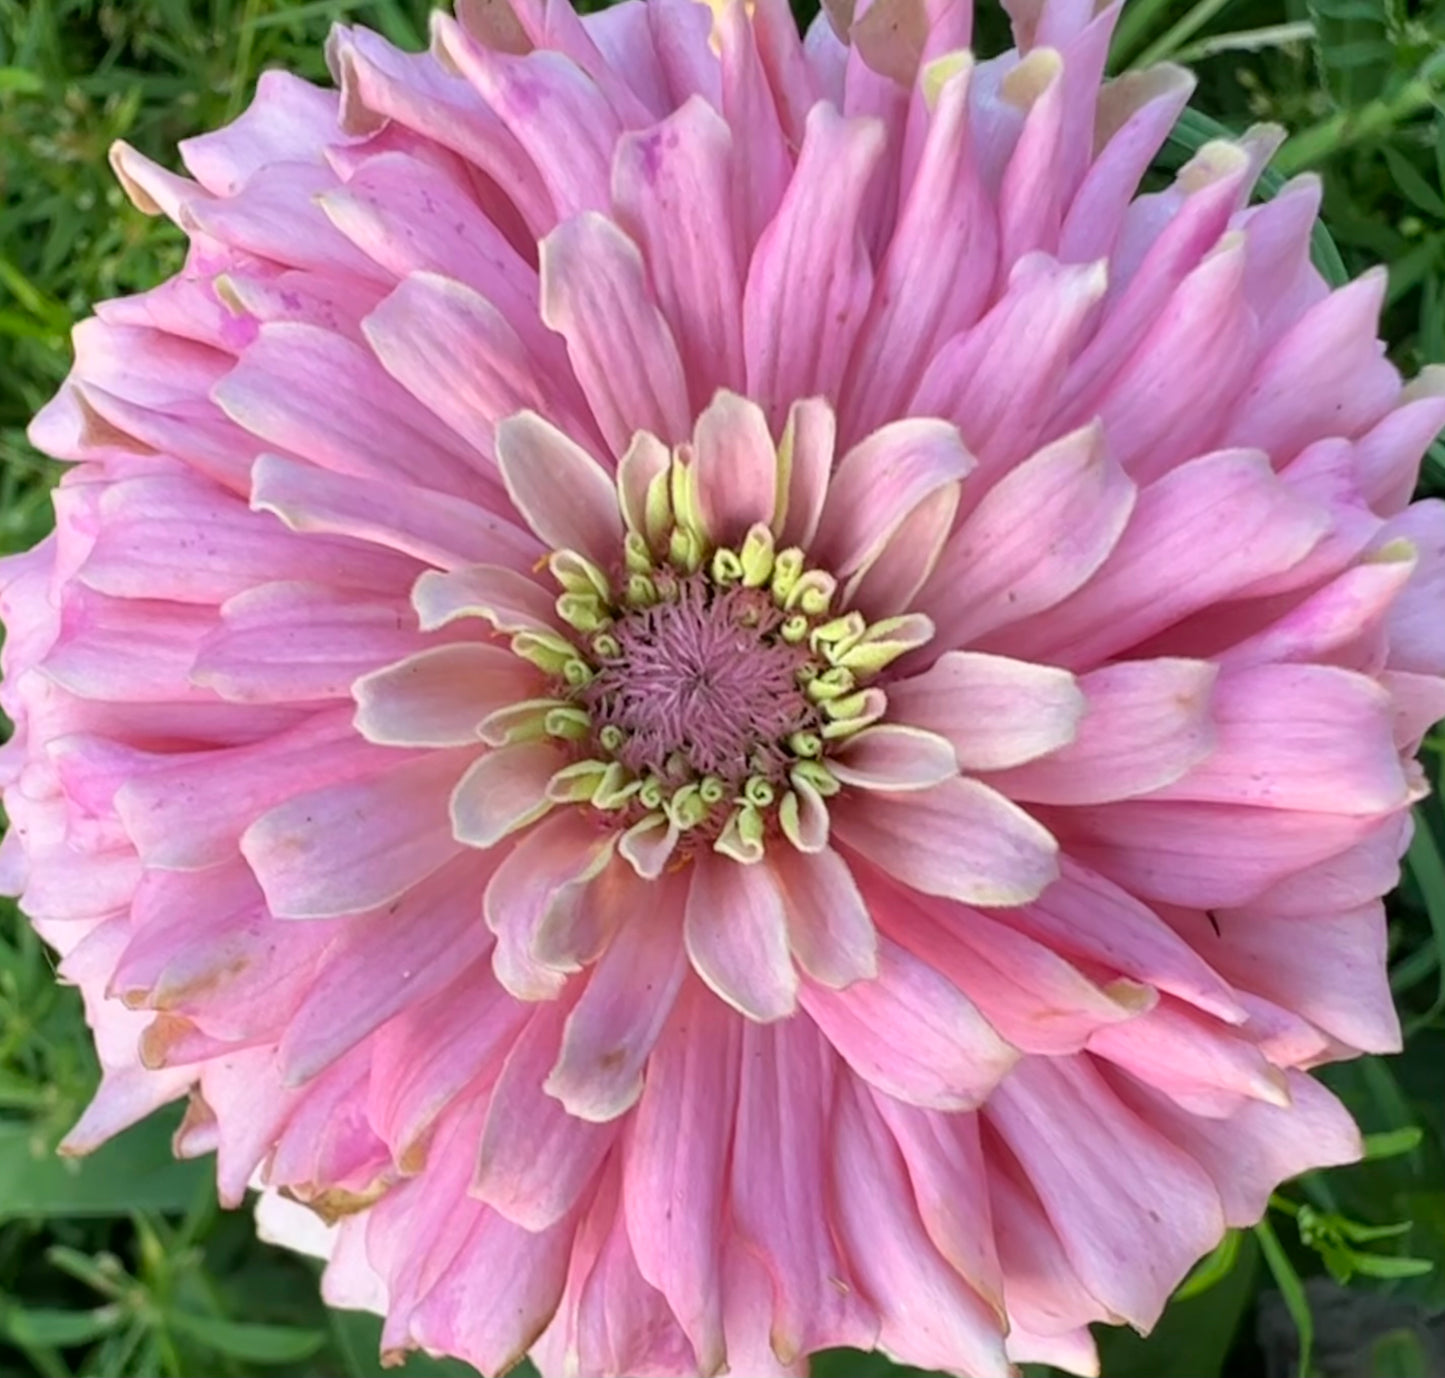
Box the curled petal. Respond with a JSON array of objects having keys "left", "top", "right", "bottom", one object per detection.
[{"left": 450, "top": 742, "right": 561, "bottom": 849}]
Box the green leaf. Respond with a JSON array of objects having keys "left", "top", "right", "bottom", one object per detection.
[
  {"left": 1405, "top": 815, "right": 1445, "bottom": 1034},
  {"left": 1370, "top": 1327, "right": 1434, "bottom": 1377},
  {"left": 0, "top": 1110, "right": 209, "bottom": 1219},
  {"left": 0, "top": 65, "right": 43, "bottom": 94},
  {"left": 1347, "top": 1252, "right": 1435, "bottom": 1279},
  {"left": 0, "top": 1303, "right": 124, "bottom": 1348},
  {"left": 1383, "top": 146, "right": 1445, "bottom": 219},
  {"left": 1095, "top": 1231, "right": 1260, "bottom": 1378},
  {"left": 1336, "top": 1217, "right": 1414, "bottom": 1243},
  {"left": 1363, "top": 1126, "right": 1426, "bottom": 1160},
  {"left": 1173, "top": 1229, "right": 1243, "bottom": 1301},
  {"left": 1307, "top": 0, "right": 1394, "bottom": 108},
  {"left": 166, "top": 1312, "right": 326, "bottom": 1364}
]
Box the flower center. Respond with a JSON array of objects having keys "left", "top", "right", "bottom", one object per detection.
[
  {"left": 580, "top": 574, "right": 817, "bottom": 790},
  {"left": 467, "top": 402, "right": 939, "bottom": 871}
]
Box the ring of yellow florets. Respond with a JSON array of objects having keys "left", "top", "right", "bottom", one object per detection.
[{"left": 502, "top": 445, "right": 928, "bottom": 864}]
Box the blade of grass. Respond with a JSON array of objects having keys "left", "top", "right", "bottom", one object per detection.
[
  {"left": 1255, "top": 1215, "right": 1315, "bottom": 1378},
  {"left": 1404, "top": 814, "right": 1445, "bottom": 1036}
]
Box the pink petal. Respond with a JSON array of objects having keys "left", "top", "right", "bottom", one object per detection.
[
  {"left": 441, "top": 38, "right": 626, "bottom": 219},
  {"left": 1000, "top": 448, "right": 1328, "bottom": 668},
  {"left": 1090, "top": 997, "right": 1291, "bottom": 1119},
  {"left": 540, "top": 212, "right": 692, "bottom": 455},
  {"left": 987, "top": 1162, "right": 1108, "bottom": 1338},
  {"left": 732, "top": 1017, "right": 880, "bottom": 1361},
  {"left": 481, "top": 808, "right": 617, "bottom": 1000},
  {"left": 611, "top": 97, "right": 746, "bottom": 407},
  {"left": 79, "top": 471, "right": 412, "bottom": 604},
  {"left": 406, "top": 1197, "right": 574, "bottom": 1376},
  {"left": 890, "top": 897, "right": 1156, "bottom": 1055},
  {"left": 800, "top": 933, "right": 1016, "bottom": 1111},
  {"left": 1224, "top": 270, "right": 1399, "bottom": 460},
  {"left": 920, "top": 423, "right": 1136, "bottom": 650},
  {"left": 1205, "top": 900, "right": 1399, "bottom": 1054},
  {"left": 42, "top": 589, "right": 213, "bottom": 703},
  {"left": 911, "top": 257, "right": 1108, "bottom": 481},
  {"left": 108, "top": 139, "right": 204, "bottom": 222},
  {"left": 449, "top": 742, "right": 561, "bottom": 849},
  {"left": 1146, "top": 663, "right": 1407, "bottom": 814},
  {"left": 1062, "top": 142, "right": 1254, "bottom": 408},
  {"left": 887, "top": 651, "right": 1085, "bottom": 771},
  {"left": 1017, "top": 859, "right": 1246, "bottom": 1024},
  {"left": 562, "top": 1165, "right": 697, "bottom": 1378},
  {"left": 1060, "top": 64, "right": 1196, "bottom": 262},
  {"left": 870, "top": 1097, "right": 1005, "bottom": 1317},
  {"left": 833, "top": 776, "right": 1058, "bottom": 907},
  {"left": 988, "top": 657, "right": 1218, "bottom": 804},
  {"left": 623, "top": 981, "right": 740, "bottom": 1375},
  {"left": 828, "top": 724, "right": 957, "bottom": 792},
  {"left": 1384, "top": 668, "right": 1445, "bottom": 752},
  {"left": 1218, "top": 546, "right": 1417, "bottom": 671},
  {"left": 1244, "top": 812, "right": 1411, "bottom": 916},
  {"left": 831, "top": 1081, "right": 1013, "bottom": 1377},
  {"left": 367, "top": 961, "right": 529, "bottom": 1167},
  {"left": 769, "top": 844, "right": 877, "bottom": 988},
  {"left": 1116, "top": 1070, "right": 1362, "bottom": 1227},
  {"left": 684, "top": 850, "right": 797, "bottom": 1021},
  {"left": 353, "top": 643, "right": 537, "bottom": 747},
  {"left": 995, "top": 50, "right": 1068, "bottom": 265},
  {"left": 743, "top": 102, "right": 885, "bottom": 430},
  {"left": 317, "top": 149, "right": 554, "bottom": 358},
  {"left": 411, "top": 563, "right": 559, "bottom": 636},
  {"left": 363, "top": 271, "right": 597, "bottom": 467},
  {"left": 1236, "top": 177, "right": 1330, "bottom": 352},
  {"left": 474, "top": 1001, "right": 618, "bottom": 1230},
  {"left": 214, "top": 322, "right": 478, "bottom": 496},
  {"left": 690, "top": 391, "right": 780, "bottom": 547},
  {"left": 275, "top": 853, "right": 498, "bottom": 1084},
  {"left": 775, "top": 396, "right": 835, "bottom": 549},
  {"left": 250, "top": 452, "right": 542, "bottom": 573},
  {"left": 986, "top": 1055, "right": 1226, "bottom": 1329},
  {"left": 185, "top": 164, "right": 387, "bottom": 282},
  {"left": 114, "top": 709, "right": 387, "bottom": 871},
  {"left": 841, "top": 60, "right": 996, "bottom": 439},
  {"left": 191, "top": 583, "right": 428, "bottom": 704},
  {"left": 1355, "top": 369, "right": 1445, "bottom": 513},
  {"left": 495, "top": 410, "right": 623, "bottom": 562},
  {"left": 1385, "top": 499, "right": 1445, "bottom": 674},
  {"left": 813, "top": 418, "right": 971, "bottom": 605},
  {"left": 1089, "top": 235, "right": 1258, "bottom": 482},
  {"left": 241, "top": 749, "right": 472, "bottom": 919},
  {"left": 545, "top": 876, "right": 689, "bottom": 1120},
  {"left": 179, "top": 70, "right": 337, "bottom": 192},
  {"left": 715, "top": 0, "right": 792, "bottom": 251},
  {"left": 1049, "top": 798, "right": 1381, "bottom": 909}
]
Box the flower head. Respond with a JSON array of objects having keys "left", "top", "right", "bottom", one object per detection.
[{"left": 6, "top": 0, "right": 1445, "bottom": 1374}]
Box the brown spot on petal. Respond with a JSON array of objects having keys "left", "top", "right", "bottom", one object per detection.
[
  {"left": 282, "top": 1180, "right": 392, "bottom": 1224},
  {"left": 139, "top": 1013, "right": 195, "bottom": 1070}
]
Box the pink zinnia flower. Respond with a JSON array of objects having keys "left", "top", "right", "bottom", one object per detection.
[{"left": 6, "top": 0, "right": 1445, "bottom": 1372}]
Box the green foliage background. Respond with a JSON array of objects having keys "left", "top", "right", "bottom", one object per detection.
[{"left": 2, "top": 1, "right": 1445, "bottom": 1375}]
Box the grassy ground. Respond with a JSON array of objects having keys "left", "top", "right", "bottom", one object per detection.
[{"left": 2, "top": 1, "right": 1445, "bottom": 1375}]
